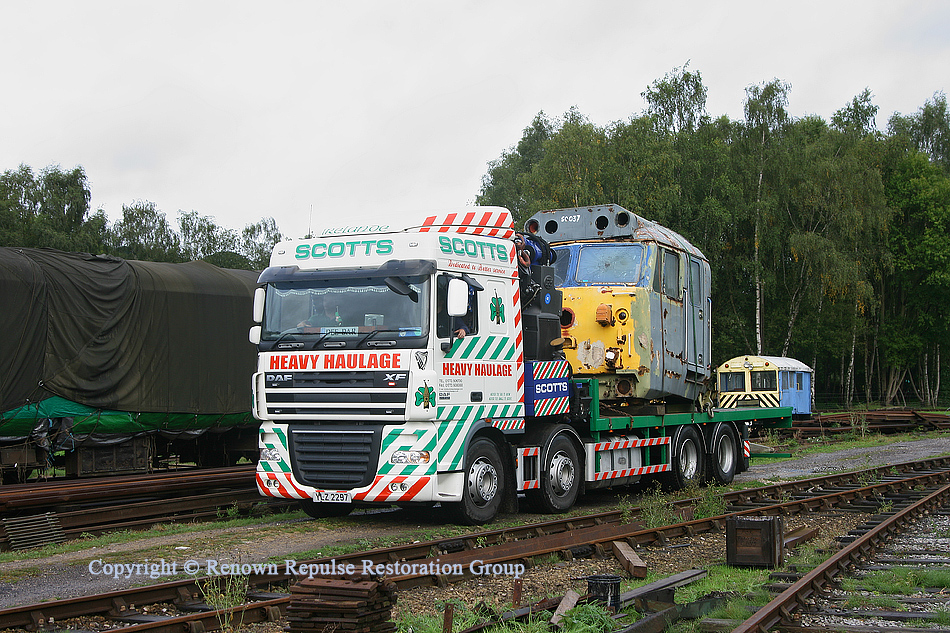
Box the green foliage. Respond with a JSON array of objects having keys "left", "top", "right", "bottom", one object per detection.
[
  {"left": 638, "top": 484, "right": 679, "bottom": 528},
  {"left": 197, "top": 573, "right": 249, "bottom": 632},
  {"left": 0, "top": 165, "right": 284, "bottom": 270},
  {"left": 558, "top": 602, "right": 615, "bottom": 633}
]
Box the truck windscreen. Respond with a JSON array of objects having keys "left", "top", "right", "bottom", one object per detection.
[{"left": 262, "top": 276, "right": 429, "bottom": 342}]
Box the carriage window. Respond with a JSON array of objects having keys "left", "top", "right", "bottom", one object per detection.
[
  {"left": 751, "top": 370, "right": 777, "bottom": 392},
  {"left": 781, "top": 372, "right": 788, "bottom": 391},
  {"left": 720, "top": 372, "right": 745, "bottom": 392},
  {"left": 796, "top": 372, "right": 803, "bottom": 390}
]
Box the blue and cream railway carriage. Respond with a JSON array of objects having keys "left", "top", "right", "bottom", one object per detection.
[{"left": 716, "top": 355, "right": 813, "bottom": 415}]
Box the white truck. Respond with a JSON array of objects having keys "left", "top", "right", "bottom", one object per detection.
[{"left": 250, "top": 205, "right": 790, "bottom": 524}]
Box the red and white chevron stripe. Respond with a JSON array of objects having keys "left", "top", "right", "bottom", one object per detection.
[
  {"left": 416, "top": 209, "right": 514, "bottom": 238},
  {"left": 532, "top": 360, "right": 571, "bottom": 380},
  {"left": 517, "top": 447, "right": 540, "bottom": 490},
  {"left": 592, "top": 464, "right": 670, "bottom": 480},
  {"left": 532, "top": 396, "right": 571, "bottom": 416},
  {"left": 351, "top": 475, "right": 431, "bottom": 502},
  {"left": 592, "top": 436, "right": 671, "bottom": 452},
  {"left": 256, "top": 472, "right": 310, "bottom": 499},
  {"left": 513, "top": 278, "right": 524, "bottom": 404},
  {"left": 492, "top": 418, "right": 526, "bottom": 431},
  {"left": 743, "top": 440, "right": 751, "bottom": 458}
]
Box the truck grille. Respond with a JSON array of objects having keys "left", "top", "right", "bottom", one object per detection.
[
  {"left": 262, "top": 371, "right": 408, "bottom": 420},
  {"left": 289, "top": 427, "right": 381, "bottom": 489}
]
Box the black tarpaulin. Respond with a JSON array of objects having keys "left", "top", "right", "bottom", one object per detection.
[{"left": 0, "top": 248, "right": 259, "bottom": 414}]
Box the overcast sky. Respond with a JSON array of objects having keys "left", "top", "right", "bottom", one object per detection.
[{"left": 2, "top": 1, "right": 947, "bottom": 240}]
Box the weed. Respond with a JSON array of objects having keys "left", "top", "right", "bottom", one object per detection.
[
  {"left": 559, "top": 602, "right": 615, "bottom": 632},
  {"left": 843, "top": 595, "right": 901, "bottom": 610},
  {"left": 617, "top": 494, "right": 637, "bottom": 524},
  {"left": 639, "top": 485, "right": 678, "bottom": 529},
  {"left": 693, "top": 485, "right": 728, "bottom": 519},
  {"left": 197, "top": 573, "right": 249, "bottom": 632},
  {"left": 877, "top": 500, "right": 893, "bottom": 513}
]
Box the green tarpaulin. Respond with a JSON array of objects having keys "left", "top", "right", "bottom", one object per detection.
[{"left": 0, "top": 248, "right": 260, "bottom": 438}]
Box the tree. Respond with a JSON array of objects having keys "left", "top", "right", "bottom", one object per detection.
[
  {"left": 110, "top": 201, "right": 184, "bottom": 262},
  {"left": 520, "top": 108, "right": 608, "bottom": 216},
  {"left": 888, "top": 91, "right": 950, "bottom": 174},
  {"left": 240, "top": 217, "right": 283, "bottom": 270},
  {"left": 742, "top": 79, "right": 791, "bottom": 355},
  {"left": 642, "top": 62, "right": 708, "bottom": 135},
  {"left": 178, "top": 211, "right": 239, "bottom": 262},
  {"left": 477, "top": 113, "right": 554, "bottom": 222},
  {"left": 831, "top": 88, "right": 879, "bottom": 136},
  {"left": 0, "top": 163, "right": 104, "bottom": 251}
]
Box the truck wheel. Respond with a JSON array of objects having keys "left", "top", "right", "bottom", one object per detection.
[
  {"left": 298, "top": 499, "right": 353, "bottom": 519},
  {"left": 661, "top": 425, "right": 705, "bottom": 490},
  {"left": 449, "top": 437, "right": 503, "bottom": 525},
  {"left": 527, "top": 435, "right": 580, "bottom": 513},
  {"left": 708, "top": 423, "right": 738, "bottom": 484}
]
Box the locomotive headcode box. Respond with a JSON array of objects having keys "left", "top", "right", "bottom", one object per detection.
[{"left": 726, "top": 515, "right": 784, "bottom": 568}]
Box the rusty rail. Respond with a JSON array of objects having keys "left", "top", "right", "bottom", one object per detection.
[{"left": 732, "top": 481, "right": 950, "bottom": 633}]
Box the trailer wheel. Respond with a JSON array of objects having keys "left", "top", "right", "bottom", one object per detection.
[
  {"left": 708, "top": 423, "right": 738, "bottom": 484},
  {"left": 526, "top": 434, "right": 580, "bottom": 513},
  {"left": 449, "top": 437, "right": 503, "bottom": 525},
  {"left": 661, "top": 425, "right": 705, "bottom": 490},
  {"left": 298, "top": 499, "right": 353, "bottom": 519}
]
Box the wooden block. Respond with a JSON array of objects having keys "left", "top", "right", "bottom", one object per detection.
[
  {"left": 549, "top": 590, "right": 581, "bottom": 628},
  {"left": 612, "top": 540, "right": 647, "bottom": 578}
]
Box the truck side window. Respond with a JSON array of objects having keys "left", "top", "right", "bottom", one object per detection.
[{"left": 436, "top": 274, "right": 478, "bottom": 338}]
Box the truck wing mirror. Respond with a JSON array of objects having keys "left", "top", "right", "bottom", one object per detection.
[
  {"left": 252, "top": 287, "right": 265, "bottom": 323},
  {"left": 447, "top": 278, "right": 469, "bottom": 316}
]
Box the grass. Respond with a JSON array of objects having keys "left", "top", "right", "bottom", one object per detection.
[{"left": 841, "top": 567, "right": 950, "bottom": 594}]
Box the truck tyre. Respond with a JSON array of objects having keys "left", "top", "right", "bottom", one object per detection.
[
  {"left": 298, "top": 499, "right": 353, "bottom": 519},
  {"left": 661, "top": 425, "right": 705, "bottom": 490},
  {"left": 449, "top": 437, "right": 503, "bottom": 525},
  {"left": 708, "top": 423, "right": 738, "bottom": 484},
  {"left": 526, "top": 434, "right": 580, "bottom": 513}
]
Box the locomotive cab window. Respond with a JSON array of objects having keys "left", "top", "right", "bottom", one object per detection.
[
  {"left": 751, "top": 370, "right": 777, "bottom": 392},
  {"left": 720, "top": 372, "right": 745, "bottom": 392}
]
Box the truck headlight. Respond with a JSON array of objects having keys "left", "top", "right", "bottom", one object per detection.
[
  {"left": 390, "top": 450, "right": 431, "bottom": 465},
  {"left": 260, "top": 448, "right": 281, "bottom": 462}
]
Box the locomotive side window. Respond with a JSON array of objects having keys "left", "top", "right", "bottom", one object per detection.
[
  {"left": 689, "top": 259, "right": 702, "bottom": 306},
  {"left": 751, "top": 370, "right": 777, "bottom": 392},
  {"left": 662, "top": 250, "right": 680, "bottom": 299}
]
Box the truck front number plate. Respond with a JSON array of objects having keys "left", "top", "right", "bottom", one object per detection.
[{"left": 313, "top": 491, "right": 349, "bottom": 503}]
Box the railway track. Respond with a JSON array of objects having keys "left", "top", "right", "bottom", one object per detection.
[
  {"left": 0, "top": 467, "right": 294, "bottom": 551},
  {"left": 731, "top": 480, "right": 950, "bottom": 632},
  {"left": 2, "top": 456, "right": 949, "bottom": 633},
  {"left": 783, "top": 409, "right": 950, "bottom": 438}
]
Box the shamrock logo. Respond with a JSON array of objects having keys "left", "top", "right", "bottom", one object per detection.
[
  {"left": 490, "top": 292, "right": 505, "bottom": 324},
  {"left": 415, "top": 383, "right": 435, "bottom": 409}
]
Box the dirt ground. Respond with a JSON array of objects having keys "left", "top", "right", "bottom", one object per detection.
[{"left": 2, "top": 434, "right": 949, "bottom": 612}]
